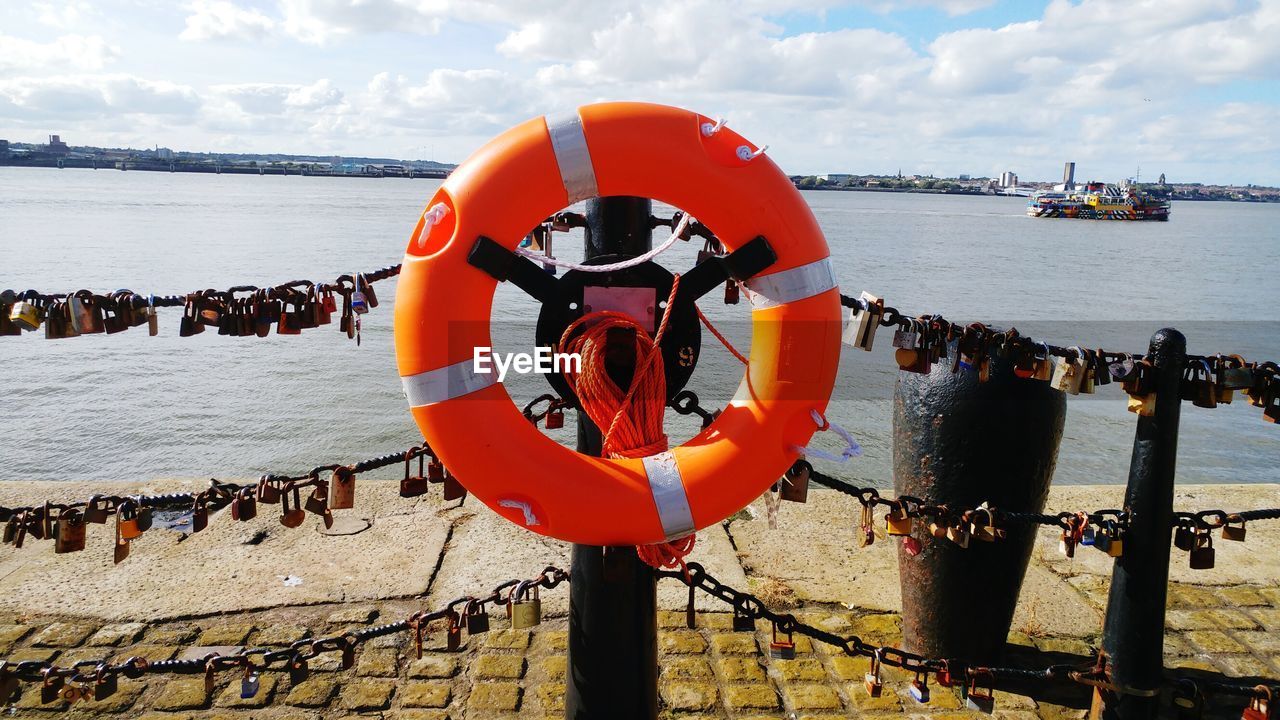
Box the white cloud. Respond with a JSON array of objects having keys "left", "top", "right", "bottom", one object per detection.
[
  {"left": 34, "top": 1, "right": 94, "bottom": 29},
  {"left": 180, "top": 0, "right": 277, "bottom": 42},
  {"left": 925, "top": 0, "right": 1277, "bottom": 100},
  {"left": 0, "top": 33, "right": 119, "bottom": 73},
  {"left": 212, "top": 79, "right": 344, "bottom": 114},
  {"left": 278, "top": 0, "right": 445, "bottom": 44},
  {"left": 0, "top": 74, "right": 200, "bottom": 120}
]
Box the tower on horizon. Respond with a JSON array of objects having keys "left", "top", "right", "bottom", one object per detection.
[{"left": 1063, "top": 162, "right": 1076, "bottom": 190}]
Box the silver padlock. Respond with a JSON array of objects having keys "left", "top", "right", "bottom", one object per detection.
[{"left": 842, "top": 291, "right": 881, "bottom": 351}]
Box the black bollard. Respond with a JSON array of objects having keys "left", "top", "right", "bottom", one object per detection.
[
  {"left": 893, "top": 343, "right": 1067, "bottom": 663},
  {"left": 1095, "top": 328, "right": 1186, "bottom": 720},
  {"left": 564, "top": 196, "right": 659, "bottom": 720}
]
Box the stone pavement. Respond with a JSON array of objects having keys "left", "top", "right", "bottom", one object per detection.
[{"left": 0, "top": 480, "right": 1277, "bottom": 719}]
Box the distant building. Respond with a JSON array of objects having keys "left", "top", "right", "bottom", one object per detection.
[
  {"left": 43, "top": 135, "right": 70, "bottom": 156},
  {"left": 156, "top": 147, "right": 174, "bottom": 160},
  {"left": 1062, "top": 161, "right": 1076, "bottom": 190},
  {"left": 0, "top": 139, "right": 8, "bottom": 157},
  {"left": 958, "top": 174, "right": 971, "bottom": 181},
  {"left": 1157, "top": 172, "right": 1166, "bottom": 185},
  {"left": 999, "top": 171, "right": 1018, "bottom": 188},
  {"left": 822, "top": 173, "right": 853, "bottom": 183}
]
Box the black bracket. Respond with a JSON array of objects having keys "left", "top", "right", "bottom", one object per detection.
[
  {"left": 673, "top": 235, "right": 776, "bottom": 308},
  {"left": 467, "top": 236, "right": 562, "bottom": 305}
]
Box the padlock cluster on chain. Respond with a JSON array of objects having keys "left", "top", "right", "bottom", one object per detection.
[
  {"left": 843, "top": 293, "right": 1280, "bottom": 425},
  {"left": 785, "top": 462, "right": 1280, "bottom": 568},
  {"left": 0, "top": 566, "right": 568, "bottom": 708},
  {"left": 409, "top": 576, "right": 551, "bottom": 662},
  {"left": 0, "top": 266, "right": 397, "bottom": 344},
  {"left": 397, "top": 443, "right": 467, "bottom": 501},
  {"left": 681, "top": 561, "right": 1000, "bottom": 712},
  {"left": 1170, "top": 509, "right": 1255, "bottom": 571},
  {"left": 0, "top": 444, "right": 431, "bottom": 561},
  {"left": 664, "top": 561, "right": 1278, "bottom": 718}
]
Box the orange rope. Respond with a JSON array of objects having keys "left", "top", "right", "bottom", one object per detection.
[
  {"left": 559, "top": 277, "right": 697, "bottom": 571},
  {"left": 696, "top": 303, "right": 748, "bottom": 366}
]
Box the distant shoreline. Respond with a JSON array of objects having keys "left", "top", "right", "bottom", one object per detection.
[
  {"left": 0, "top": 157, "right": 447, "bottom": 179},
  {"left": 3, "top": 162, "right": 1275, "bottom": 202},
  {"left": 794, "top": 185, "right": 1267, "bottom": 202}
]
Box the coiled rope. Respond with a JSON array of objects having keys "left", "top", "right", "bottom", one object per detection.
[{"left": 558, "top": 277, "right": 697, "bottom": 571}]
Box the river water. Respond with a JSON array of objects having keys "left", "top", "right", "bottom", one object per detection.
[{"left": 1, "top": 167, "right": 1277, "bottom": 486}]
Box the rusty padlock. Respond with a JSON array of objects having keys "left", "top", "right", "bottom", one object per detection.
[
  {"left": 231, "top": 487, "right": 257, "bottom": 521},
  {"left": 401, "top": 451, "right": 430, "bottom": 498},
  {"left": 779, "top": 460, "right": 809, "bottom": 503},
  {"left": 54, "top": 507, "right": 87, "bottom": 554},
  {"left": 329, "top": 467, "right": 356, "bottom": 510}
]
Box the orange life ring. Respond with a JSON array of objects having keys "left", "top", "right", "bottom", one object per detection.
[{"left": 394, "top": 102, "right": 841, "bottom": 545}]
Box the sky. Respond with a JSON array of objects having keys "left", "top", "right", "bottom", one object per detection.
[{"left": 1, "top": 0, "right": 1277, "bottom": 185}]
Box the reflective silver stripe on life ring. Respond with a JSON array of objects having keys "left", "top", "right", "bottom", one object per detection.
[
  {"left": 641, "top": 451, "right": 695, "bottom": 541},
  {"left": 402, "top": 359, "right": 496, "bottom": 408},
  {"left": 744, "top": 257, "right": 837, "bottom": 309},
  {"left": 545, "top": 111, "right": 598, "bottom": 205}
]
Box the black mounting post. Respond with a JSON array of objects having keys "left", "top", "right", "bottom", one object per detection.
[
  {"left": 893, "top": 341, "right": 1066, "bottom": 663},
  {"left": 565, "top": 196, "right": 660, "bottom": 720},
  {"left": 1095, "top": 328, "right": 1186, "bottom": 720}
]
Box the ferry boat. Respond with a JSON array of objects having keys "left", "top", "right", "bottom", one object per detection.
[{"left": 1027, "top": 181, "right": 1171, "bottom": 221}]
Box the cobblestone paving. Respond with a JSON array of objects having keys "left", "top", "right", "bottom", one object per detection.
[{"left": 2, "top": 578, "right": 1277, "bottom": 719}]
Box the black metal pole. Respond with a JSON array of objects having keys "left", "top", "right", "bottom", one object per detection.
[
  {"left": 1096, "top": 328, "right": 1186, "bottom": 720},
  {"left": 565, "top": 197, "right": 659, "bottom": 720}
]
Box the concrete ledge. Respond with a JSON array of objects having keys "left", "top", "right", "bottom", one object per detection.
[{"left": 0, "top": 482, "right": 1277, "bottom": 717}]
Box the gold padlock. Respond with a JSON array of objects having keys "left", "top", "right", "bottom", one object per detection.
[
  {"left": 8, "top": 298, "right": 41, "bottom": 331},
  {"left": 1102, "top": 520, "right": 1124, "bottom": 558},
  {"left": 884, "top": 505, "right": 913, "bottom": 536},
  {"left": 1222, "top": 516, "right": 1246, "bottom": 542},
  {"left": 1033, "top": 344, "right": 1054, "bottom": 382},
  {"left": 968, "top": 508, "right": 1004, "bottom": 542},
  {"left": 1078, "top": 350, "right": 1096, "bottom": 394},
  {"left": 1127, "top": 392, "right": 1156, "bottom": 417},
  {"left": 1050, "top": 349, "right": 1083, "bottom": 395},
  {"left": 510, "top": 583, "right": 542, "bottom": 629},
  {"left": 858, "top": 503, "right": 876, "bottom": 548}
]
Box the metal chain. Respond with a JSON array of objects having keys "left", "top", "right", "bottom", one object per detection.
[
  {"left": 797, "top": 462, "right": 1279, "bottom": 559},
  {"left": 0, "top": 263, "right": 402, "bottom": 342},
  {"left": 0, "top": 442, "right": 447, "bottom": 554},
  {"left": 0, "top": 566, "right": 568, "bottom": 704},
  {"left": 838, "top": 293, "right": 1280, "bottom": 425},
  {"left": 660, "top": 561, "right": 1278, "bottom": 707},
  {"left": 3, "top": 265, "right": 401, "bottom": 309}
]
